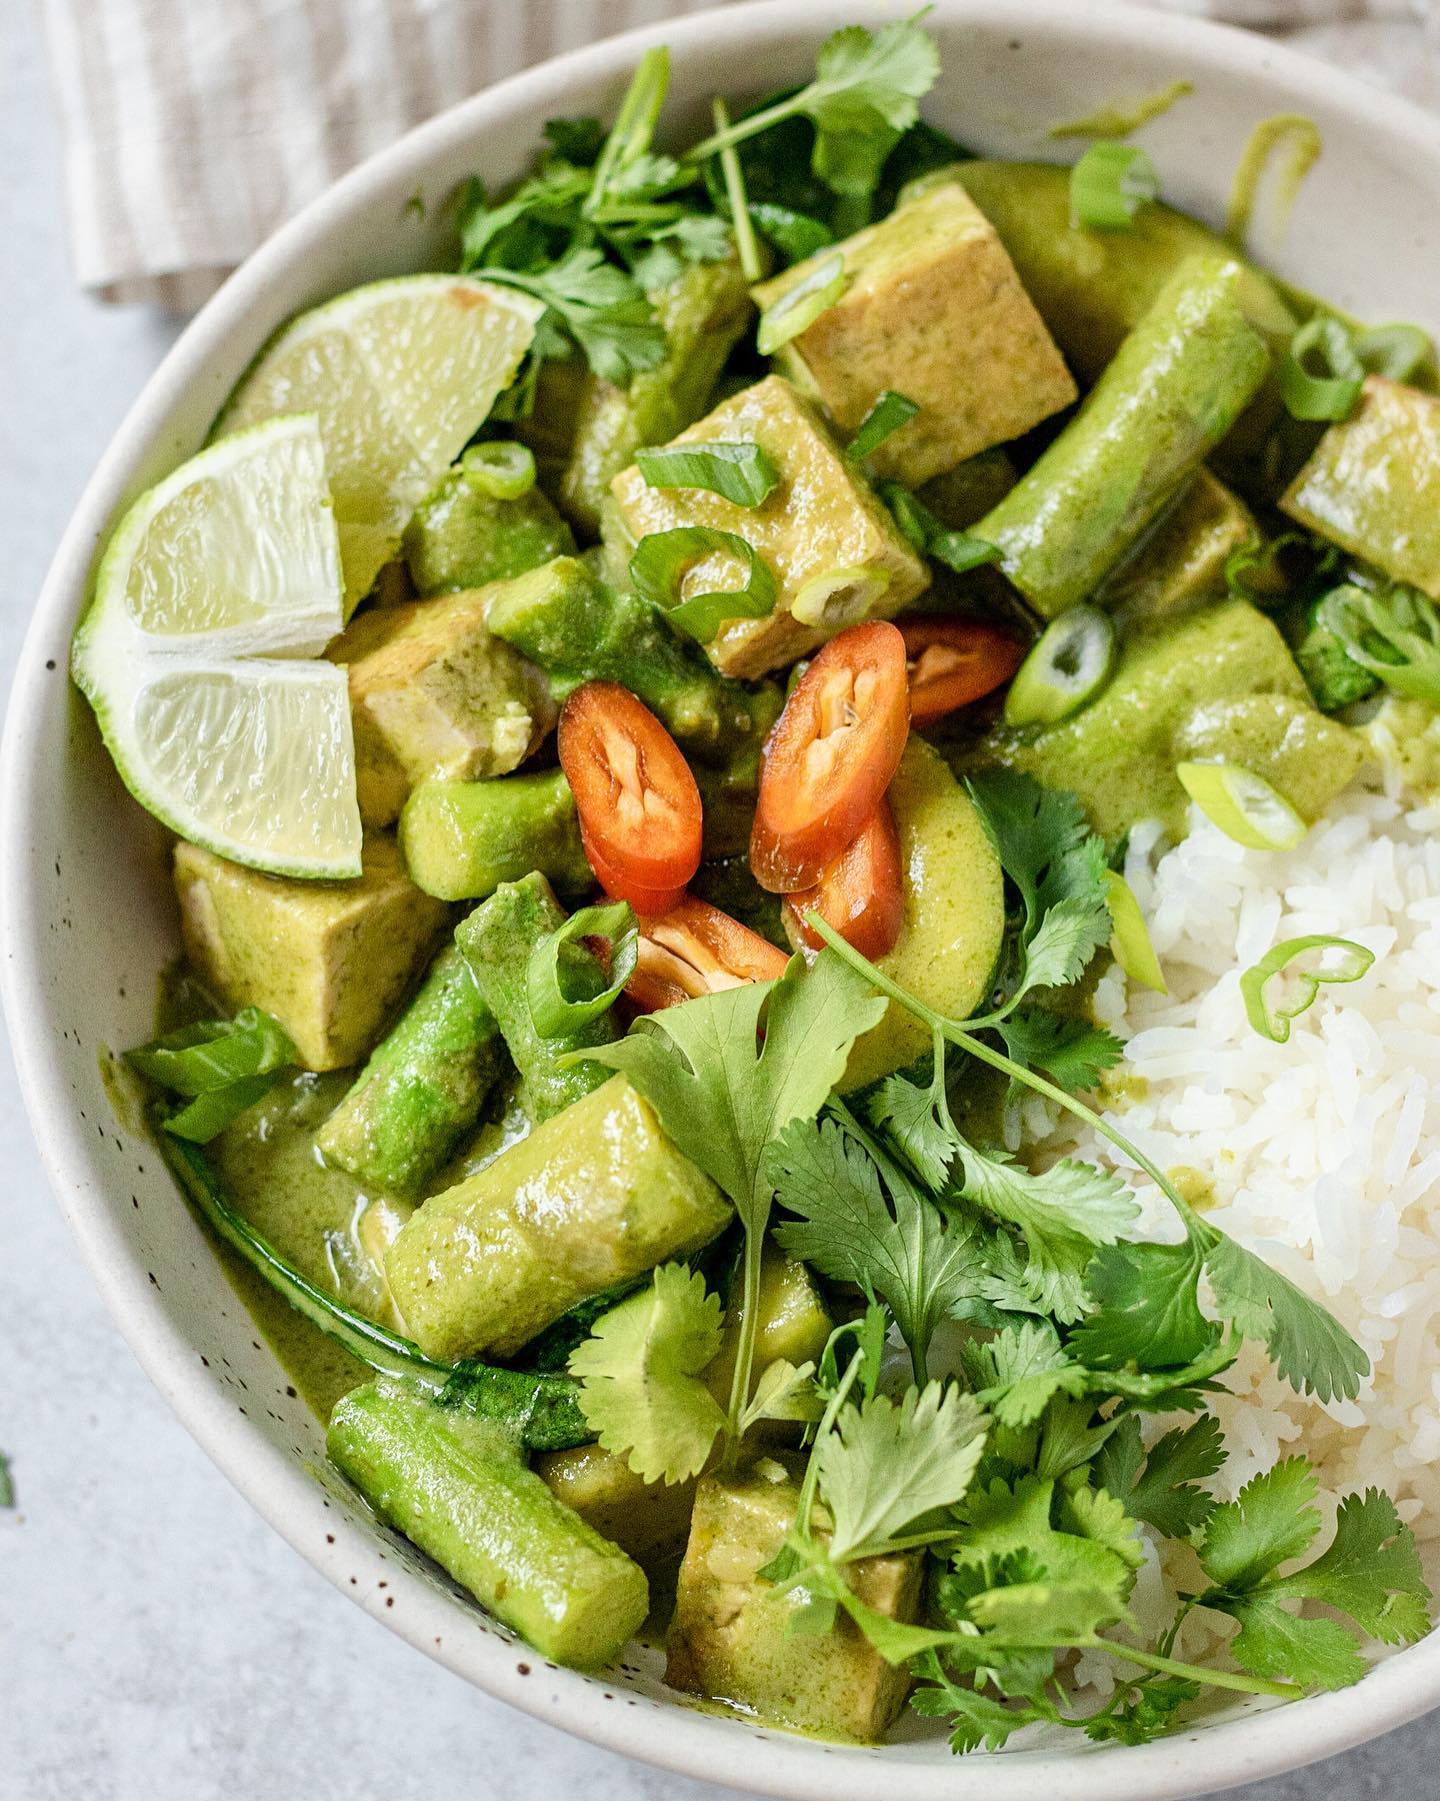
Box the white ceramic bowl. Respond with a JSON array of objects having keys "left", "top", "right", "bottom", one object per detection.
[{"left": 7, "top": 3, "right": 1440, "bottom": 1793}]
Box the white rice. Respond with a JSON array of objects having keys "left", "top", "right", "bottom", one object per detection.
[{"left": 1036, "top": 776, "right": 1440, "bottom": 1544}]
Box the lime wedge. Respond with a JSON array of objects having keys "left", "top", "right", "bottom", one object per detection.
[
  {"left": 212, "top": 275, "right": 543, "bottom": 608},
  {"left": 1176, "top": 761, "right": 1308, "bottom": 851},
  {"left": 72, "top": 414, "right": 363, "bottom": 879}
]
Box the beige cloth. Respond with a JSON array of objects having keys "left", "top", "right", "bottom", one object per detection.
[{"left": 37, "top": 0, "right": 1438, "bottom": 308}]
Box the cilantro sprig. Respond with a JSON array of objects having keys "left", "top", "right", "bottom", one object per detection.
[{"left": 575, "top": 948, "right": 884, "bottom": 1457}]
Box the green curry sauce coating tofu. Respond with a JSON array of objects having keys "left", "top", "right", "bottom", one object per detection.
[
  {"left": 384, "top": 1073, "right": 732, "bottom": 1361},
  {"left": 327, "top": 1378, "right": 649, "bottom": 1667},
  {"left": 667, "top": 1462, "right": 923, "bottom": 1742},
  {"left": 976, "top": 256, "right": 1273, "bottom": 619},
  {"left": 1281, "top": 375, "right": 1440, "bottom": 594},
  {"left": 173, "top": 834, "right": 447, "bottom": 1072},
  {"left": 535, "top": 1442, "right": 703, "bottom": 1569},
  {"left": 948, "top": 160, "right": 1297, "bottom": 380},
  {"left": 842, "top": 738, "right": 1004, "bottom": 1092},
  {"left": 1099, "top": 467, "right": 1258, "bottom": 623},
  {"left": 967, "top": 599, "right": 1363, "bottom": 840},
  {"left": 330, "top": 587, "right": 557, "bottom": 826},
  {"left": 401, "top": 461, "right": 575, "bottom": 595},
  {"left": 562, "top": 253, "right": 754, "bottom": 534},
  {"left": 400, "top": 768, "right": 591, "bottom": 904},
  {"left": 315, "top": 941, "right": 507, "bottom": 1195},
  {"left": 751, "top": 182, "right": 1077, "bottom": 487},
  {"left": 610, "top": 375, "right": 929, "bottom": 679}
]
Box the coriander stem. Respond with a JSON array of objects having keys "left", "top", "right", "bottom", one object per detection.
[
  {"left": 687, "top": 94, "right": 800, "bottom": 163},
  {"left": 711, "top": 99, "right": 764, "bottom": 283},
  {"left": 721, "top": 1222, "right": 766, "bottom": 1468},
  {"left": 1088, "top": 1638, "right": 1299, "bottom": 1700},
  {"left": 807, "top": 916, "right": 1202, "bottom": 1235}
]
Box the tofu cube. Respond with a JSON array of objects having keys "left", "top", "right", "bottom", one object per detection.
[
  {"left": 1101, "top": 467, "right": 1257, "bottom": 623},
  {"left": 666, "top": 1464, "right": 922, "bottom": 1742},
  {"left": 330, "top": 587, "right": 557, "bottom": 825},
  {"left": 751, "top": 182, "right": 1077, "bottom": 487},
  {"left": 1282, "top": 375, "right": 1440, "bottom": 595},
  {"left": 610, "top": 376, "right": 929, "bottom": 679},
  {"left": 174, "top": 834, "right": 448, "bottom": 1071}
]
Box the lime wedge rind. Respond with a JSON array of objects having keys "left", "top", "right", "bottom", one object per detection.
[
  {"left": 71, "top": 412, "right": 362, "bottom": 880},
  {"left": 83, "top": 414, "right": 344, "bottom": 663},
  {"left": 211, "top": 275, "right": 543, "bottom": 608}
]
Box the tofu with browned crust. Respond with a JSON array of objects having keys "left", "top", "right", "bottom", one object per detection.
[
  {"left": 174, "top": 834, "right": 448, "bottom": 1071},
  {"left": 751, "top": 182, "right": 1076, "bottom": 487},
  {"left": 330, "top": 588, "right": 557, "bottom": 825},
  {"left": 610, "top": 375, "right": 928, "bottom": 680}
]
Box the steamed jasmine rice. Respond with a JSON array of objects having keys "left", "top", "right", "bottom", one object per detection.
[{"left": 1038, "top": 777, "right": 1440, "bottom": 1537}]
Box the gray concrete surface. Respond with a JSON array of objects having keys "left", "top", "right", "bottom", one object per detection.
[{"left": 1, "top": 4, "right": 1436, "bottom": 1796}]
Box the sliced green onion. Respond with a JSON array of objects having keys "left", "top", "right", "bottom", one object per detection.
[
  {"left": 629, "top": 526, "right": 777, "bottom": 642},
  {"left": 931, "top": 530, "right": 1002, "bottom": 577},
  {"left": 634, "top": 440, "right": 779, "bottom": 508},
  {"left": 1104, "top": 870, "right": 1167, "bottom": 994},
  {"left": 749, "top": 203, "right": 833, "bottom": 266},
  {"left": 1004, "top": 606, "right": 1116, "bottom": 727},
  {"left": 1240, "top": 934, "right": 1375, "bottom": 1044},
  {"left": 757, "top": 252, "right": 846, "bottom": 355},
  {"left": 876, "top": 479, "right": 1000, "bottom": 575},
  {"left": 1175, "top": 762, "right": 1308, "bottom": 851},
  {"left": 127, "top": 1008, "right": 295, "bottom": 1142},
  {"left": 462, "top": 440, "right": 537, "bottom": 500},
  {"left": 790, "top": 565, "right": 890, "bottom": 630},
  {"left": 847, "top": 390, "right": 919, "bottom": 462},
  {"left": 1355, "top": 323, "right": 1433, "bottom": 384},
  {"left": 878, "top": 480, "right": 933, "bottom": 553},
  {"left": 528, "top": 900, "right": 639, "bottom": 1040},
  {"left": 585, "top": 46, "right": 670, "bottom": 214},
  {"left": 1223, "top": 530, "right": 1338, "bottom": 608},
  {"left": 1316, "top": 581, "right": 1440, "bottom": 705},
  {"left": 1278, "top": 316, "right": 1365, "bottom": 422},
  {"left": 710, "top": 97, "right": 763, "bottom": 283},
  {"left": 1069, "top": 142, "right": 1159, "bottom": 230}
]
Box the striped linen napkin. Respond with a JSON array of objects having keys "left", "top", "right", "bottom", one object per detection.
[{"left": 37, "top": 0, "right": 1438, "bottom": 309}]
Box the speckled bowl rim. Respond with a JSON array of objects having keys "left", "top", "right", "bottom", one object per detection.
[{"left": 7, "top": 3, "right": 1440, "bottom": 1794}]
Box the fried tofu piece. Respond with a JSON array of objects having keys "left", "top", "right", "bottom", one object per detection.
[
  {"left": 610, "top": 375, "right": 929, "bottom": 679},
  {"left": 751, "top": 182, "right": 1076, "bottom": 487},
  {"left": 173, "top": 834, "right": 448, "bottom": 1071},
  {"left": 1281, "top": 375, "right": 1440, "bottom": 595},
  {"left": 666, "top": 1463, "right": 922, "bottom": 1742},
  {"left": 330, "top": 588, "right": 557, "bottom": 825}
]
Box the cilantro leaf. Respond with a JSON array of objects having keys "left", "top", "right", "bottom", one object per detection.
[
  {"left": 1093, "top": 1413, "right": 1223, "bottom": 1539},
  {"left": 950, "top": 1474, "right": 1138, "bottom": 1602},
  {"left": 1196, "top": 1469, "right": 1431, "bottom": 1691},
  {"left": 474, "top": 246, "right": 667, "bottom": 384},
  {"left": 568, "top": 1263, "right": 726, "bottom": 1483},
  {"left": 768, "top": 1113, "right": 994, "bottom": 1377},
  {"left": 1198, "top": 1457, "right": 1323, "bottom": 1592},
  {"left": 1200, "top": 1230, "right": 1369, "bottom": 1403},
  {"left": 1084, "top": 1676, "right": 1199, "bottom": 1745},
  {"left": 911, "top": 1651, "right": 1048, "bottom": 1752},
  {"left": 585, "top": 948, "right": 884, "bottom": 1231},
  {"left": 691, "top": 18, "right": 940, "bottom": 207},
  {"left": 950, "top": 1141, "right": 1137, "bottom": 1322},
  {"left": 997, "top": 1008, "right": 1123, "bottom": 1097},
  {"left": 1269, "top": 1488, "right": 1431, "bottom": 1644},
  {"left": 960, "top": 1320, "right": 1089, "bottom": 1429},
  {"left": 815, "top": 1383, "right": 989, "bottom": 1562},
  {"left": 1069, "top": 1238, "right": 1218, "bottom": 1370},
  {"left": 870, "top": 1058, "right": 956, "bottom": 1190}
]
